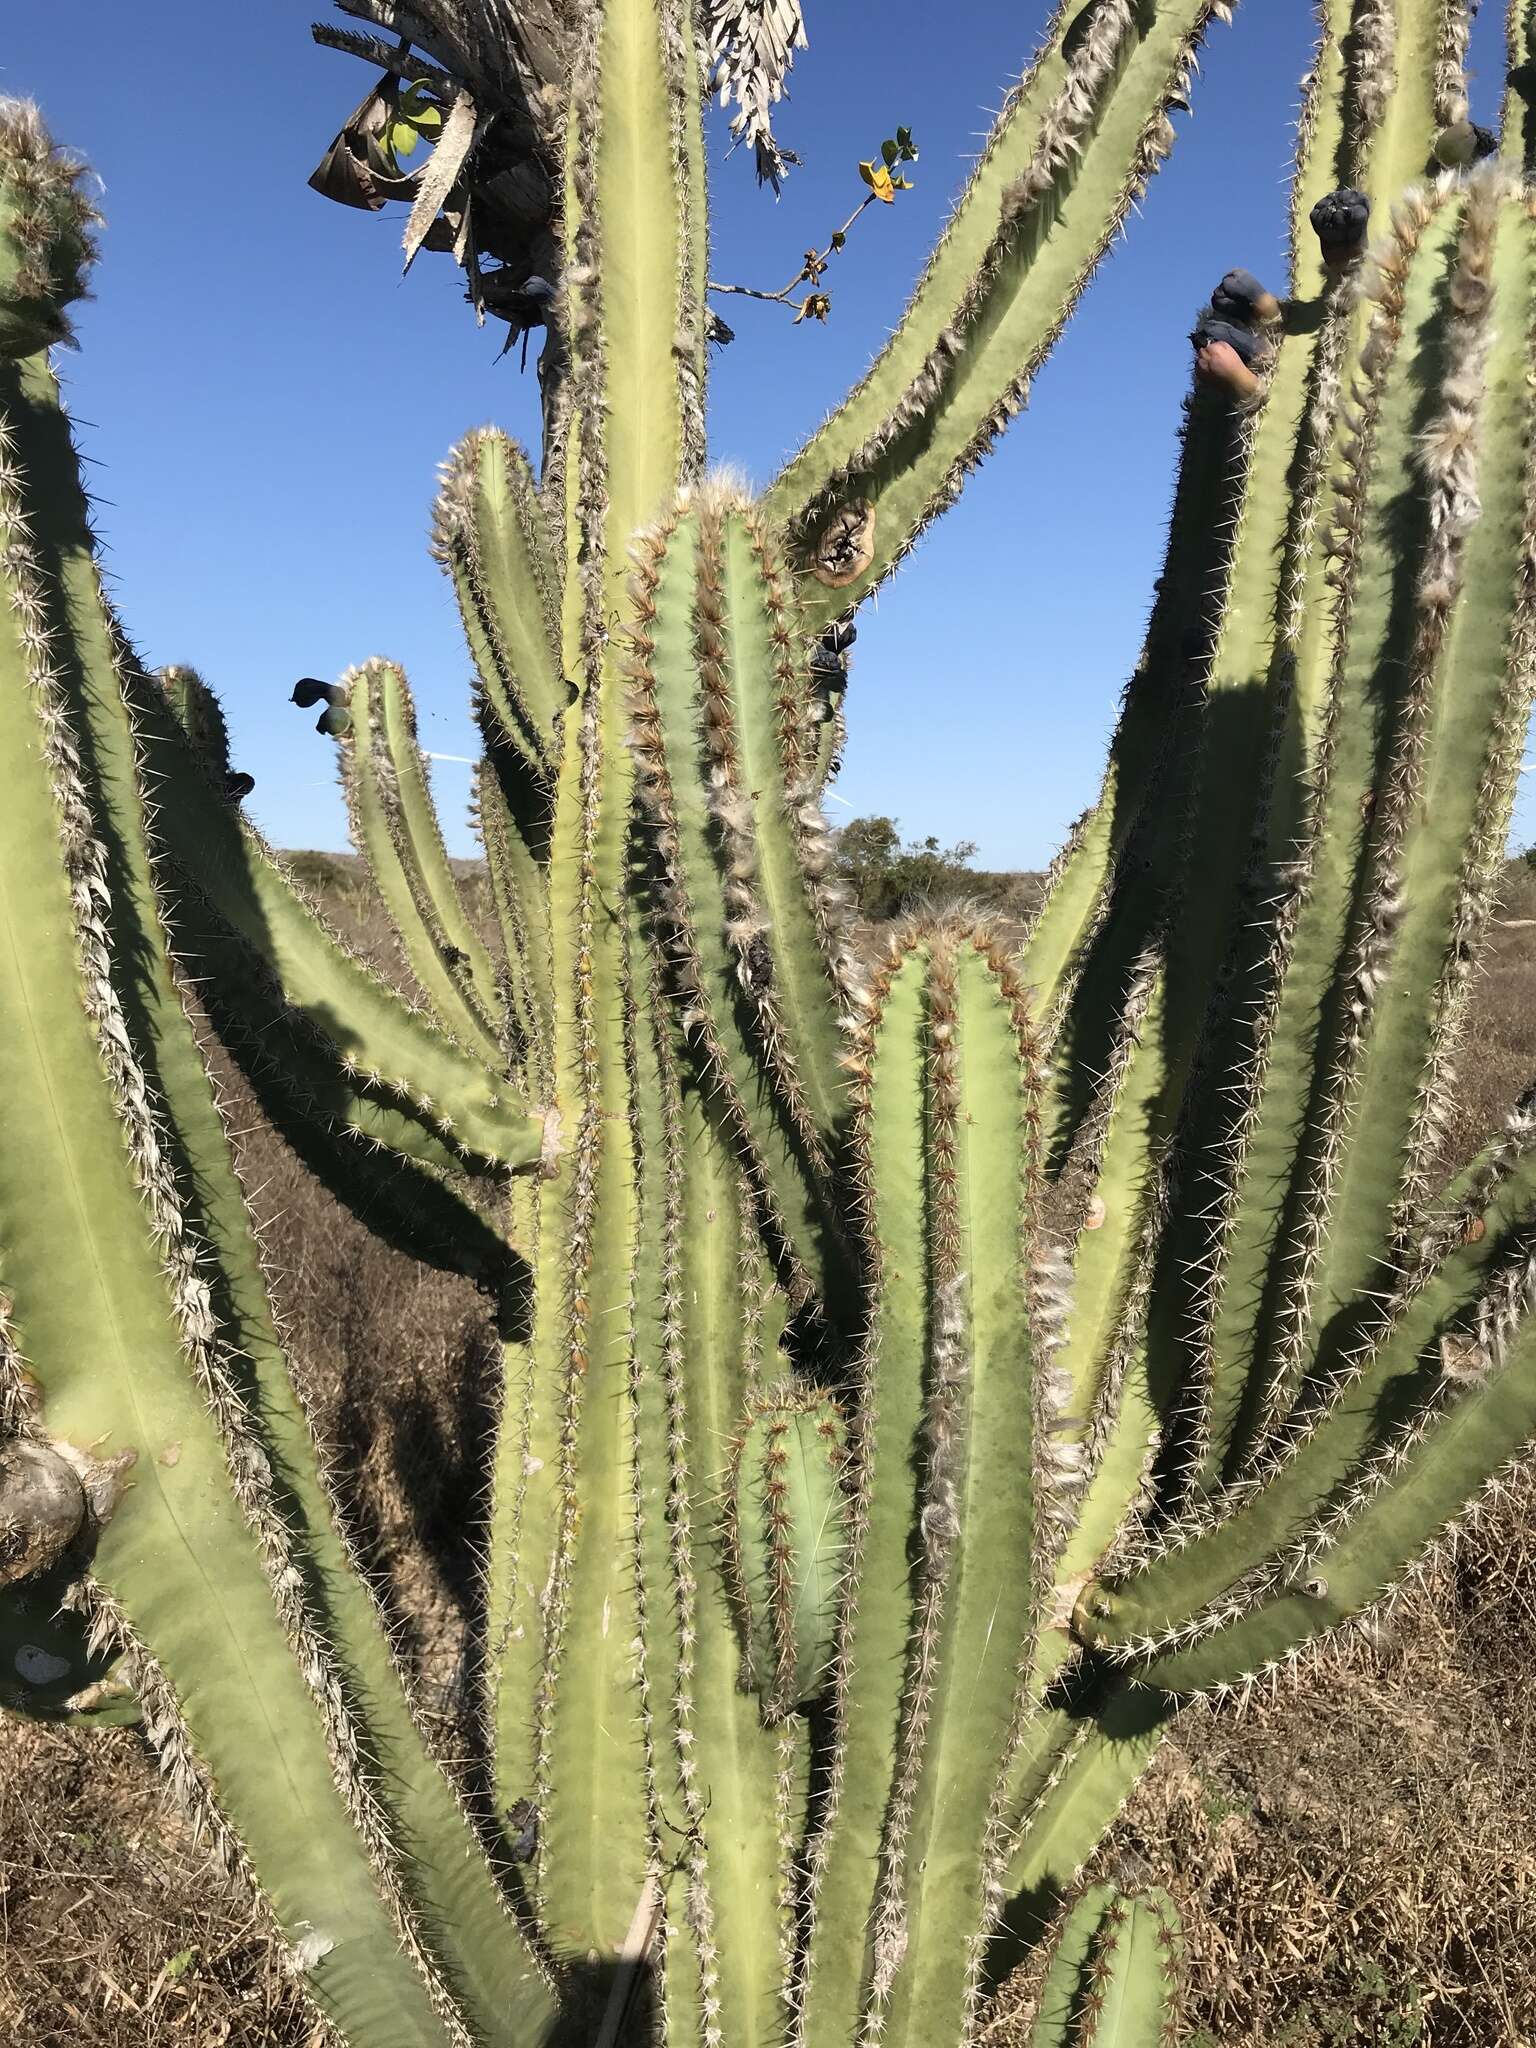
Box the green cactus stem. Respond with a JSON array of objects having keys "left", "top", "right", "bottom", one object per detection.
[
  {"left": 629, "top": 960, "right": 795, "bottom": 2047},
  {"left": 336, "top": 657, "right": 507, "bottom": 1062},
  {"left": 0, "top": 360, "right": 557, "bottom": 2046},
  {"left": 796, "top": 923, "right": 1045, "bottom": 2048},
  {"left": 496, "top": 0, "right": 711, "bottom": 1966},
  {"left": 1025, "top": 1884, "right": 1182, "bottom": 2048},
  {"left": 434, "top": 427, "right": 566, "bottom": 774},
  {"left": 474, "top": 747, "right": 554, "bottom": 1094},
  {"left": 9, "top": 5, "right": 1536, "bottom": 2042},
  {"left": 628, "top": 480, "right": 862, "bottom": 1302},
  {"left": 724, "top": 1383, "right": 847, "bottom": 1718},
  {"left": 0, "top": 99, "right": 96, "bottom": 359}
]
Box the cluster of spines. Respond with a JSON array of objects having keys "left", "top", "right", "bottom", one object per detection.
[{"left": 0, "top": 99, "right": 98, "bottom": 358}]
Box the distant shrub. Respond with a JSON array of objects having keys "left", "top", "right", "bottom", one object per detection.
[{"left": 834, "top": 814, "right": 980, "bottom": 920}]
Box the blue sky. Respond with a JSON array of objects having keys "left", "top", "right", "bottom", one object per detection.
[{"left": 6, "top": 2, "right": 1526, "bottom": 867}]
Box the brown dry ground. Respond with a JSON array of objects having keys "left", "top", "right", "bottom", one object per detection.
[{"left": 4, "top": 859, "right": 1536, "bottom": 2046}]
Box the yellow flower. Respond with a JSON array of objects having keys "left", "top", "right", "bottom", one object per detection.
[{"left": 858, "top": 160, "right": 896, "bottom": 203}]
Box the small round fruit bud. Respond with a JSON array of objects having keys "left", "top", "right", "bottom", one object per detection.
[
  {"left": 1209, "top": 268, "right": 1281, "bottom": 324},
  {"left": 316, "top": 705, "right": 353, "bottom": 738},
  {"left": 1191, "top": 311, "right": 1267, "bottom": 367},
  {"left": 1309, "top": 187, "right": 1370, "bottom": 272}
]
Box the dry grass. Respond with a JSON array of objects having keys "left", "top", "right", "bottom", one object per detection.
[
  {"left": 4, "top": 855, "right": 1536, "bottom": 2044},
  {"left": 987, "top": 1524, "right": 1536, "bottom": 2046},
  {"left": 0, "top": 1721, "right": 317, "bottom": 2047}
]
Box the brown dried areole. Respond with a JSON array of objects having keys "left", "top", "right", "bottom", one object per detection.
[
  {"left": 0, "top": 1439, "right": 86, "bottom": 1588},
  {"left": 810, "top": 498, "right": 876, "bottom": 587}
]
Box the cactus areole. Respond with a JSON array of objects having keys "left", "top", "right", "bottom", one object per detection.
[{"left": 3, "top": 2, "right": 1536, "bottom": 2043}]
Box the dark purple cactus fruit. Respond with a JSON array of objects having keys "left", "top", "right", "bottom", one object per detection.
[
  {"left": 316, "top": 705, "right": 353, "bottom": 738},
  {"left": 1310, "top": 186, "right": 1371, "bottom": 268},
  {"left": 223, "top": 770, "right": 256, "bottom": 802},
  {"left": 292, "top": 677, "right": 349, "bottom": 710},
  {"left": 1190, "top": 262, "right": 1279, "bottom": 397},
  {"left": 809, "top": 618, "right": 857, "bottom": 680},
  {"left": 1209, "top": 268, "right": 1271, "bottom": 322},
  {"left": 1190, "top": 311, "right": 1268, "bottom": 367}
]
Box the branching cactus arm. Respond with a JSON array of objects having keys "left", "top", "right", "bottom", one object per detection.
[
  {"left": 0, "top": 326, "right": 556, "bottom": 2048},
  {"left": 760, "top": 0, "right": 1225, "bottom": 632},
  {"left": 1008, "top": 4, "right": 1475, "bottom": 1668},
  {"left": 338, "top": 659, "right": 508, "bottom": 1061},
  {"left": 154, "top": 669, "right": 535, "bottom": 1243},
  {"left": 434, "top": 427, "right": 565, "bottom": 780},
  {"left": 1023, "top": 0, "right": 1460, "bottom": 1087},
  {"left": 629, "top": 483, "right": 862, "bottom": 1304},
  {"left": 134, "top": 662, "right": 547, "bottom": 1171}
]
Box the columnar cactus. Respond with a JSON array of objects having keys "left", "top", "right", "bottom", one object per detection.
[{"left": 3, "top": 3, "right": 1536, "bottom": 2046}]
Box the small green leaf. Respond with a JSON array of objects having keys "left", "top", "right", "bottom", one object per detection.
[
  {"left": 830, "top": 229, "right": 846, "bottom": 250},
  {"left": 881, "top": 137, "right": 898, "bottom": 167},
  {"left": 895, "top": 125, "right": 918, "bottom": 159},
  {"left": 165, "top": 1948, "right": 198, "bottom": 1983},
  {"left": 389, "top": 121, "right": 421, "bottom": 159},
  {"left": 410, "top": 103, "right": 443, "bottom": 139}
]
